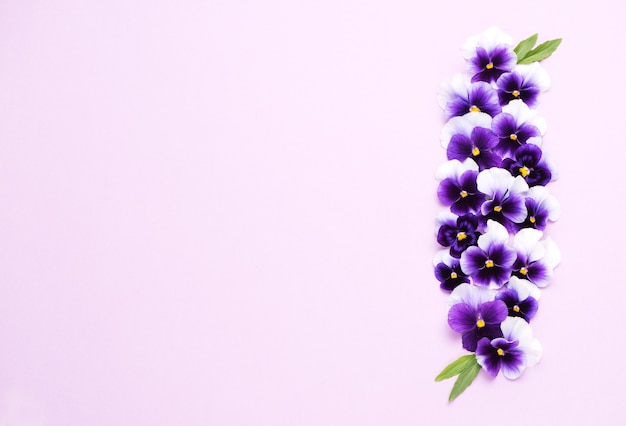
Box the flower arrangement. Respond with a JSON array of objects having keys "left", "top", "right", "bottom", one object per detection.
[{"left": 433, "top": 27, "right": 562, "bottom": 402}]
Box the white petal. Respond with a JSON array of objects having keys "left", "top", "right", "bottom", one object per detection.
[
  {"left": 514, "top": 228, "right": 544, "bottom": 260},
  {"left": 435, "top": 158, "right": 478, "bottom": 181},
  {"left": 509, "top": 175, "right": 530, "bottom": 195},
  {"left": 433, "top": 249, "right": 456, "bottom": 267},
  {"left": 516, "top": 62, "right": 551, "bottom": 92},
  {"left": 507, "top": 276, "right": 541, "bottom": 300},
  {"left": 478, "top": 219, "right": 510, "bottom": 250},
  {"left": 437, "top": 73, "right": 470, "bottom": 110},
  {"left": 435, "top": 210, "right": 458, "bottom": 236},
  {"left": 476, "top": 168, "right": 515, "bottom": 196},
  {"left": 461, "top": 26, "right": 513, "bottom": 58},
  {"left": 541, "top": 237, "right": 562, "bottom": 269},
  {"left": 440, "top": 112, "right": 493, "bottom": 148},
  {"left": 526, "top": 136, "right": 543, "bottom": 148},
  {"left": 527, "top": 186, "right": 561, "bottom": 221},
  {"left": 448, "top": 283, "right": 495, "bottom": 307},
  {"left": 502, "top": 99, "right": 547, "bottom": 135},
  {"left": 501, "top": 317, "right": 532, "bottom": 342},
  {"left": 519, "top": 337, "right": 542, "bottom": 367}
]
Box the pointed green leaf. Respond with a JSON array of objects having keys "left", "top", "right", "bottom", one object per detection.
[
  {"left": 514, "top": 33, "right": 538, "bottom": 62},
  {"left": 518, "top": 38, "right": 562, "bottom": 64},
  {"left": 448, "top": 357, "right": 481, "bottom": 402},
  {"left": 434, "top": 354, "right": 474, "bottom": 382}
]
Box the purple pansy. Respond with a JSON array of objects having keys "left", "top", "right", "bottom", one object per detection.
[
  {"left": 512, "top": 229, "right": 561, "bottom": 288},
  {"left": 491, "top": 100, "right": 546, "bottom": 158},
  {"left": 436, "top": 159, "right": 484, "bottom": 215},
  {"left": 437, "top": 213, "right": 481, "bottom": 258},
  {"left": 434, "top": 251, "right": 470, "bottom": 292},
  {"left": 475, "top": 317, "right": 542, "bottom": 379},
  {"left": 460, "top": 220, "right": 517, "bottom": 289},
  {"left": 461, "top": 27, "right": 516, "bottom": 83},
  {"left": 477, "top": 168, "right": 529, "bottom": 230},
  {"left": 438, "top": 74, "right": 502, "bottom": 120},
  {"left": 514, "top": 185, "right": 560, "bottom": 231},
  {"left": 447, "top": 284, "right": 508, "bottom": 351},
  {"left": 496, "top": 63, "right": 551, "bottom": 108},
  {"left": 496, "top": 276, "right": 540, "bottom": 322},
  {"left": 501, "top": 144, "right": 552, "bottom": 187},
  {"left": 447, "top": 125, "right": 502, "bottom": 171}
]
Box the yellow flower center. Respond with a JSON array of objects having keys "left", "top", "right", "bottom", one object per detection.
[
  {"left": 476, "top": 319, "right": 486, "bottom": 328},
  {"left": 450, "top": 272, "right": 458, "bottom": 279},
  {"left": 512, "top": 90, "right": 520, "bottom": 97},
  {"left": 457, "top": 232, "right": 467, "bottom": 241},
  {"left": 472, "top": 147, "right": 480, "bottom": 156},
  {"left": 497, "top": 348, "right": 505, "bottom": 356},
  {"left": 485, "top": 259, "right": 495, "bottom": 268},
  {"left": 469, "top": 105, "right": 481, "bottom": 113},
  {"left": 519, "top": 166, "right": 531, "bottom": 177},
  {"left": 509, "top": 134, "right": 518, "bottom": 141},
  {"left": 493, "top": 205, "right": 502, "bottom": 212},
  {"left": 529, "top": 216, "right": 536, "bottom": 224},
  {"left": 520, "top": 266, "right": 528, "bottom": 275},
  {"left": 460, "top": 190, "right": 468, "bottom": 198},
  {"left": 513, "top": 305, "right": 520, "bottom": 313},
  {"left": 486, "top": 62, "right": 494, "bottom": 70}
]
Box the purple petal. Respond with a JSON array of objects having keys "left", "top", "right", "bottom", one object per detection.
[{"left": 448, "top": 303, "right": 478, "bottom": 333}]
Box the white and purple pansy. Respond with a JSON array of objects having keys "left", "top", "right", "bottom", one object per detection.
[
  {"left": 438, "top": 74, "right": 502, "bottom": 120},
  {"left": 475, "top": 317, "right": 542, "bottom": 379},
  {"left": 434, "top": 28, "right": 562, "bottom": 401}
]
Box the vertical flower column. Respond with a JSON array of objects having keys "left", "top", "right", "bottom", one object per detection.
[{"left": 433, "top": 28, "right": 562, "bottom": 402}]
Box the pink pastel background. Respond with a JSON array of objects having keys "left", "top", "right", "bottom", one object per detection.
[{"left": 1, "top": 1, "right": 624, "bottom": 425}]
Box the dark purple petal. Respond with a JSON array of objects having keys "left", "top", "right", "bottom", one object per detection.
[
  {"left": 448, "top": 303, "right": 478, "bottom": 334},
  {"left": 470, "top": 45, "right": 516, "bottom": 83},
  {"left": 479, "top": 299, "right": 508, "bottom": 324},
  {"left": 435, "top": 262, "right": 469, "bottom": 292},
  {"left": 513, "top": 197, "right": 549, "bottom": 231},
  {"left": 447, "top": 134, "right": 473, "bottom": 161},
  {"left": 476, "top": 337, "right": 524, "bottom": 377},
  {"left": 460, "top": 246, "right": 488, "bottom": 276},
  {"left": 437, "top": 178, "right": 462, "bottom": 205},
  {"left": 496, "top": 72, "right": 541, "bottom": 107},
  {"left": 497, "top": 289, "right": 539, "bottom": 322},
  {"left": 437, "top": 224, "right": 458, "bottom": 247}
]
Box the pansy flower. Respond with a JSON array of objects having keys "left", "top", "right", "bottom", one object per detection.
[
  {"left": 475, "top": 317, "right": 542, "bottom": 379},
  {"left": 434, "top": 250, "right": 471, "bottom": 292},
  {"left": 460, "top": 220, "right": 517, "bottom": 289},
  {"left": 501, "top": 143, "right": 552, "bottom": 187},
  {"left": 441, "top": 113, "right": 501, "bottom": 171},
  {"left": 447, "top": 283, "right": 508, "bottom": 351},
  {"left": 436, "top": 159, "right": 484, "bottom": 215},
  {"left": 512, "top": 228, "right": 561, "bottom": 288},
  {"left": 460, "top": 27, "right": 517, "bottom": 83},
  {"left": 477, "top": 168, "right": 529, "bottom": 230},
  {"left": 514, "top": 185, "right": 560, "bottom": 231},
  {"left": 496, "top": 63, "right": 551, "bottom": 108},
  {"left": 491, "top": 100, "right": 547, "bottom": 158},
  {"left": 436, "top": 212, "right": 481, "bottom": 258},
  {"left": 496, "top": 276, "right": 540, "bottom": 322},
  {"left": 438, "top": 74, "right": 502, "bottom": 120}
]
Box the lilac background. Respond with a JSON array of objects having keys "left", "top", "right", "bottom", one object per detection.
[{"left": 0, "top": 1, "right": 624, "bottom": 425}]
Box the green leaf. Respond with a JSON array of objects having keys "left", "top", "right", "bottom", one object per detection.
[
  {"left": 514, "top": 33, "right": 538, "bottom": 62},
  {"left": 518, "top": 38, "right": 562, "bottom": 64},
  {"left": 434, "top": 354, "right": 475, "bottom": 382},
  {"left": 448, "top": 357, "right": 481, "bottom": 402}
]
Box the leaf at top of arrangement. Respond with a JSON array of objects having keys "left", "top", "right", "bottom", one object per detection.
[
  {"left": 434, "top": 354, "right": 475, "bottom": 382},
  {"left": 514, "top": 33, "right": 538, "bottom": 62},
  {"left": 518, "top": 38, "right": 562, "bottom": 64},
  {"left": 448, "top": 358, "right": 481, "bottom": 402}
]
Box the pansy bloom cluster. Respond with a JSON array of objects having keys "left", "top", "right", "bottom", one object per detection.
[{"left": 433, "top": 28, "right": 562, "bottom": 401}]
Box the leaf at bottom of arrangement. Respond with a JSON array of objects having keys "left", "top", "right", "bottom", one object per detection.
[{"left": 448, "top": 358, "right": 481, "bottom": 402}]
